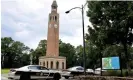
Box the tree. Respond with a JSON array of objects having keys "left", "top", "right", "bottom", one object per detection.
[
  {"left": 85, "top": 40, "right": 101, "bottom": 69},
  {"left": 86, "top": 1, "right": 133, "bottom": 74},
  {"left": 1, "top": 37, "right": 30, "bottom": 68},
  {"left": 20, "top": 53, "right": 30, "bottom": 66},
  {"left": 31, "top": 40, "right": 47, "bottom": 64},
  {"left": 75, "top": 45, "right": 83, "bottom": 67},
  {"left": 59, "top": 40, "right": 77, "bottom": 68},
  {"left": 1, "top": 37, "right": 14, "bottom": 68}
]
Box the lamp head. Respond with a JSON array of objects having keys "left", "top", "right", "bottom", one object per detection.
[{"left": 65, "top": 11, "right": 70, "bottom": 14}]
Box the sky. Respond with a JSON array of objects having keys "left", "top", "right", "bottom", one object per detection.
[{"left": 1, "top": 0, "right": 92, "bottom": 49}]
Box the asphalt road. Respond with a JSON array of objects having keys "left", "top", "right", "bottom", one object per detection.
[
  {"left": 1, "top": 76, "right": 8, "bottom": 80},
  {"left": 1, "top": 74, "right": 74, "bottom": 80},
  {"left": 1, "top": 74, "right": 8, "bottom": 80}
]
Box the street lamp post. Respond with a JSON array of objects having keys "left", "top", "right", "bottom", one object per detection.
[{"left": 65, "top": 4, "right": 86, "bottom": 75}]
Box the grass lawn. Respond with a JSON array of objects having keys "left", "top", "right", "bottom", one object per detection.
[{"left": 1, "top": 69, "right": 10, "bottom": 74}]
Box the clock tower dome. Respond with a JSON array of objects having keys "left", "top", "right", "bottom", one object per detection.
[{"left": 39, "top": 0, "right": 66, "bottom": 70}]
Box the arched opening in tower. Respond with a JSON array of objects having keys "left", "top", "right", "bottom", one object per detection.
[
  {"left": 56, "top": 61, "right": 59, "bottom": 69},
  {"left": 51, "top": 61, "right": 53, "bottom": 69},
  {"left": 62, "top": 62, "right": 64, "bottom": 69},
  {"left": 43, "top": 62, "right": 45, "bottom": 67},
  {"left": 47, "top": 61, "right": 48, "bottom": 68}
]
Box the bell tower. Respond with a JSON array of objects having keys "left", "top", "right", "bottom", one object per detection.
[
  {"left": 46, "top": 0, "right": 59, "bottom": 57},
  {"left": 39, "top": 0, "right": 66, "bottom": 70}
]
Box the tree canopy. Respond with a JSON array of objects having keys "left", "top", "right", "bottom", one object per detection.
[
  {"left": 86, "top": 1, "right": 133, "bottom": 74},
  {"left": 1, "top": 37, "right": 30, "bottom": 68}
]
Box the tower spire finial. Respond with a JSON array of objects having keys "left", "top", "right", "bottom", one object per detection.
[{"left": 51, "top": 0, "right": 58, "bottom": 7}]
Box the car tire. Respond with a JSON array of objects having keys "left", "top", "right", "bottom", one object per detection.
[
  {"left": 20, "top": 72, "right": 31, "bottom": 80},
  {"left": 53, "top": 73, "right": 61, "bottom": 80},
  {"left": 64, "top": 76, "right": 69, "bottom": 79}
]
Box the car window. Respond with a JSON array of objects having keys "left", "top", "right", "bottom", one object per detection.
[
  {"left": 76, "top": 67, "right": 84, "bottom": 70},
  {"left": 29, "top": 66, "right": 40, "bottom": 70},
  {"left": 40, "top": 66, "right": 49, "bottom": 70},
  {"left": 29, "top": 66, "right": 48, "bottom": 70}
]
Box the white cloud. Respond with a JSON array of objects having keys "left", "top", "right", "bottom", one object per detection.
[
  {"left": 1, "top": 0, "right": 92, "bottom": 49},
  {"left": 15, "top": 30, "right": 30, "bottom": 39},
  {"left": 60, "top": 28, "right": 83, "bottom": 47}
]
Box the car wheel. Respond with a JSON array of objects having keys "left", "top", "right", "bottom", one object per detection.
[
  {"left": 53, "top": 73, "right": 61, "bottom": 80},
  {"left": 20, "top": 72, "right": 31, "bottom": 80},
  {"left": 64, "top": 76, "right": 69, "bottom": 79}
]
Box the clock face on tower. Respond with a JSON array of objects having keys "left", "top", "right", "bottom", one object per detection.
[{"left": 54, "top": 24, "right": 57, "bottom": 28}]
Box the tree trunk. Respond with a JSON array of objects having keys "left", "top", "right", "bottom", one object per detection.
[
  {"left": 7, "top": 52, "right": 13, "bottom": 68},
  {"left": 123, "top": 43, "right": 131, "bottom": 76},
  {"left": 1, "top": 55, "right": 4, "bottom": 68},
  {"left": 8, "top": 56, "right": 12, "bottom": 68}
]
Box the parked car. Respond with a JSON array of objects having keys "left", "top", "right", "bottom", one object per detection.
[
  {"left": 94, "top": 68, "right": 107, "bottom": 75},
  {"left": 65, "top": 66, "right": 95, "bottom": 77},
  {"left": 8, "top": 65, "right": 70, "bottom": 80},
  {"left": 86, "top": 68, "right": 94, "bottom": 75},
  {"left": 67, "top": 66, "right": 84, "bottom": 72},
  {"left": 65, "top": 66, "right": 84, "bottom": 77}
]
